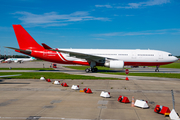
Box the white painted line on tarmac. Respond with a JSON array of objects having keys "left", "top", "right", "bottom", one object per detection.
[
  {"left": 0, "top": 116, "right": 99, "bottom": 120},
  {"left": 0, "top": 117, "right": 27, "bottom": 119}
]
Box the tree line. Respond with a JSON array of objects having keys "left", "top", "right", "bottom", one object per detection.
[{"left": 0, "top": 55, "right": 29, "bottom": 59}]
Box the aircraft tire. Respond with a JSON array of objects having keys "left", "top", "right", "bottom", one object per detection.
[
  {"left": 94, "top": 68, "right": 98, "bottom": 72},
  {"left": 91, "top": 68, "right": 98, "bottom": 72},
  {"left": 85, "top": 68, "right": 90, "bottom": 73}
]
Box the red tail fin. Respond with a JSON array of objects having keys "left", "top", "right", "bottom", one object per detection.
[{"left": 13, "top": 25, "right": 44, "bottom": 50}]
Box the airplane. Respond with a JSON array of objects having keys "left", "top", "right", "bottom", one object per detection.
[
  {"left": 6, "top": 25, "right": 178, "bottom": 72},
  {"left": 0, "top": 59, "right": 4, "bottom": 63},
  {"left": 5, "top": 57, "right": 36, "bottom": 63}
]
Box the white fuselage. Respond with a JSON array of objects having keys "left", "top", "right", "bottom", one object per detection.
[
  {"left": 5, "top": 57, "right": 36, "bottom": 63},
  {"left": 59, "top": 49, "right": 178, "bottom": 66}
]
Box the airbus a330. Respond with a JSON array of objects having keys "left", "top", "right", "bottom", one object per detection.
[{"left": 6, "top": 25, "right": 178, "bottom": 72}]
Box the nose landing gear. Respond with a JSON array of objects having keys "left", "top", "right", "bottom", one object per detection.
[{"left": 155, "top": 66, "right": 159, "bottom": 72}]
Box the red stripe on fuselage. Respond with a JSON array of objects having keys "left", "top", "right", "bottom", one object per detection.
[
  {"left": 124, "top": 61, "right": 173, "bottom": 66},
  {"left": 59, "top": 52, "right": 68, "bottom": 61},
  {"left": 29, "top": 50, "right": 90, "bottom": 65}
]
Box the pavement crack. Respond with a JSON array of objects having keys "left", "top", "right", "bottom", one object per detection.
[{"left": 133, "top": 108, "right": 141, "bottom": 120}]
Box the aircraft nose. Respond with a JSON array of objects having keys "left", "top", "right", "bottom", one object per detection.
[{"left": 174, "top": 56, "right": 178, "bottom": 62}]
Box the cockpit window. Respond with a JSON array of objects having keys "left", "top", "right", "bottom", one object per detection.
[{"left": 168, "top": 54, "right": 172, "bottom": 56}]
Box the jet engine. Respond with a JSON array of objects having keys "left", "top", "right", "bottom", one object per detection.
[{"left": 104, "top": 60, "right": 124, "bottom": 69}]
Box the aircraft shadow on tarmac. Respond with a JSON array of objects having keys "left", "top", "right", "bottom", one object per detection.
[
  {"left": 97, "top": 70, "right": 124, "bottom": 72},
  {"left": 98, "top": 68, "right": 180, "bottom": 73},
  {"left": 38, "top": 70, "right": 60, "bottom": 71},
  {"left": 0, "top": 79, "right": 30, "bottom": 84}
]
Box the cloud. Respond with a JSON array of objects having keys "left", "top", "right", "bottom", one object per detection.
[
  {"left": 96, "top": 0, "right": 170, "bottom": 9},
  {"left": 94, "top": 29, "right": 180, "bottom": 37},
  {"left": 13, "top": 11, "right": 110, "bottom": 27},
  {"left": 95, "top": 5, "right": 113, "bottom": 8},
  {"left": 94, "top": 38, "right": 106, "bottom": 40},
  {"left": 125, "top": 0, "right": 171, "bottom": 9},
  {"left": 126, "top": 15, "right": 134, "bottom": 16},
  {"left": 114, "top": 14, "right": 119, "bottom": 16},
  {"left": 95, "top": 32, "right": 162, "bottom": 37}
]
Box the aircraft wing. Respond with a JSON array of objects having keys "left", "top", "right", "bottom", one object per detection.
[
  {"left": 0, "top": 74, "right": 21, "bottom": 78},
  {"left": 5, "top": 47, "right": 31, "bottom": 54},
  {"left": 49, "top": 49, "right": 117, "bottom": 62}
]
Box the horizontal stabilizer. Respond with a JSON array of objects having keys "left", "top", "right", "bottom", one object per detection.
[
  {"left": 5, "top": 47, "right": 31, "bottom": 54},
  {"left": 41, "top": 43, "right": 52, "bottom": 49}
]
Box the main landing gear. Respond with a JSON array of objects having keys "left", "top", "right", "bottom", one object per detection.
[
  {"left": 85, "top": 61, "right": 98, "bottom": 73},
  {"left": 155, "top": 66, "right": 159, "bottom": 72},
  {"left": 85, "top": 67, "right": 98, "bottom": 73}
]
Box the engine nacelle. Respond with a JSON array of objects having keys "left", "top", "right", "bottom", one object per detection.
[{"left": 104, "top": 60, "right": 124, "bottom": 69}]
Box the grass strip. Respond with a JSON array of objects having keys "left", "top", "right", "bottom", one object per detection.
[
  {"left": 0, "top": 68, "right": 55, "bottom": 70},
  {"left": 151, "top": 63, "right": 180, "bottom": 69},
  {"left": 64, "top": 66, "right": 180, "bottom": 79},
  {"left": 0, "top": 72, "right": 121, "bottom": 80},
  {"left": 101, "top": 72, "right": 180, "bottom": 79}
]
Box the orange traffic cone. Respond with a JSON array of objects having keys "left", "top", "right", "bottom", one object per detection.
[
  {"left": 131, "top": 96, "right": 135, "bottom": 107},
  {"left": 125, "top": 77, "right": 129, "bottom": 81}
]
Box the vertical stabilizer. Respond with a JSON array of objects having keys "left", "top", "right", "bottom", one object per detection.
[{"left": 12, "top": 25, "right": 43, "bottom": 50}]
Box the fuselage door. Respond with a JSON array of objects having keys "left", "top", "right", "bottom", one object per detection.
[
  {"left": 132, "top": 52, "right": 136, "bottom": 59},
  {"left": 158, "top": 52, "right": 163, "bottom": 59},
  {"left": 43, "top": 50, "right": 48, "bottom": 57}
]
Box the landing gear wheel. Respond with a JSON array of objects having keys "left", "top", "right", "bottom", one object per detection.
[
  {"left": 85, "top": 68, "right": 91, "bottom": 73},
  {"left": 155, "top": 69, "right": 159, "bottom": 72},
  {"left": 155, "top": 66, "right": 160, "bottom": 72},
  {"left": 91, "top": 67, "right": 98, "bottom": 72},
  {"left": 94, "top": 68, "right": 98, "bottom": 72},
  {"left": 85, "top": 67, "right": 98, "bottom": 73}
]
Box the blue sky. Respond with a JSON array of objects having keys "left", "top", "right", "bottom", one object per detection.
[{"left": 0, "top": 0, "right": 180, "bottom": 55}]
